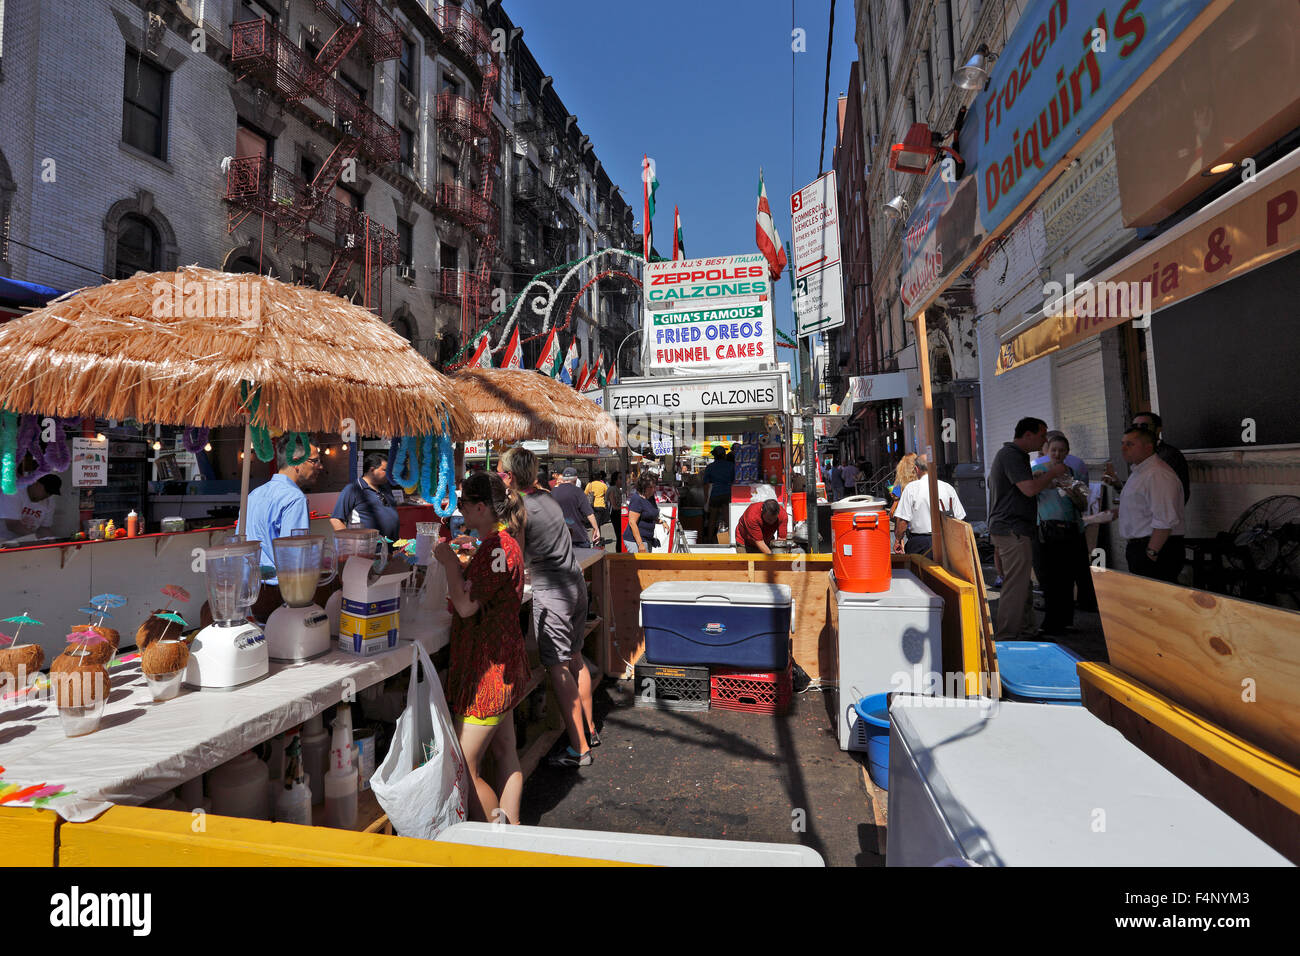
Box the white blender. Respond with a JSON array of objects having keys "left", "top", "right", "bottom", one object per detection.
[
  {"left": 265, "top": 534, "right": 337, "bottom": 662},
  {"left": 186, "top": 540, "right": 269, "bottom": 690},
  {"left": 326, "top": 528, "right": 387, "bottom": 638}
]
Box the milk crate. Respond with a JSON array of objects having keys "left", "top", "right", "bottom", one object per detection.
[
  {"left": 710, "top": 664, "right": 793, "bottom": 716},
  {"left": 633, "top": 660, "right": 710, "bottom": 712}
]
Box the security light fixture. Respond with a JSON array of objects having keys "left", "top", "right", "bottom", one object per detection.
[
  {"left": 954, "top": 44, "right": 997, "bottom": 91},
  {"left": 883, "top": 195, "right": 910, "bottom": 222},
  {"left": 888, "top": 122, "right": 965, "bottom": 177}
]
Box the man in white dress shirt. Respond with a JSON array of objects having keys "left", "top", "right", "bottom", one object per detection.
[
  {"left": 1115, "top": 427, "right": 1185, "bottom": 582},
  {"left": 893, "top": 457, "right": 965, "bottom": 557}
]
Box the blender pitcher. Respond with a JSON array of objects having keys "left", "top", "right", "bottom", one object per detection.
[
  {"left": 186, "top": 540, "right": 269, "bottom": 690},
  {"left": 265, "top": 535, "right": 337, "bottom": 662}
]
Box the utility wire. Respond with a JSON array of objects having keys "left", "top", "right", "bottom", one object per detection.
[
  {"left": 5, "top": 237, "right": 110, "bottom": 281},
  {"left": 817, "top": 0, "right": 837, "bottom": 176}
]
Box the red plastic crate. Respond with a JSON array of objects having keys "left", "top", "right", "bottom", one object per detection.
[{"left": 710, "top": 664, "right": 793, "bottom": 715}]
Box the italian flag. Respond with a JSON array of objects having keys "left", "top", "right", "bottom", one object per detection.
[
  {"left": 467, "top": 333, "right": 493, "bottom": 369},
  {"left": 574, "top": 359, "right": 590, "bottom": 391},
  {"left": 595, "top": 352, "right": 607, "bottom": 387},
  {"left": 642, "top": 155, "right": 658, "bottom": 260},
  {"left": 756, "top": 168, "right": 787, "bottom": 281},
  {"left": 537, "top": 327, "right": 561, "bottom": 376},
  {"left": 672, "top": 206, "right": 685, "bottom": 261},
  {"left": 502, "top": 326, "right": 524, "bottom": 370}
]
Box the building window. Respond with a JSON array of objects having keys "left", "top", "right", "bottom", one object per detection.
[
  {"left": 397, "top": 219, "right": 413, "bottom": 266},
  {"left": 300, "top": 155, "right": 319, "bottom": 184},
  {"left": 339, "top": 74, "right": 368, "bottom": 107},
  {"left": 122, "top": 49, "right": 168, "bottom": 159},
  {"left": 440, "top": 242, "right": 458, "bottom": 272},
  {"left": 236, "top": 121, "right": 272, "bottom": 161},
  {"left": 237, "top": 0, "right": 278, "bottom": 24},
  {"left": 399, "top": 38, "right": 417, "bottom": 91},
  {"left": 399, "top": 124, "right": 415, "bottom": 168},
  {"left": 439, "top": 156, "right": 458, "bottom": 186},
  {"left": 115, "top": 214, "right": 161, "bottom": 278},
  {"left": 442, "top": 73, "right": 461, "bottom": 97},
  {"left": 332, "top": 185, "right": 362, "bottom": 211}
]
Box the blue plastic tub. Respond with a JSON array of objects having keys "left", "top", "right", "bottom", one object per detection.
[
  {"left": 854, "top": 693, "right": 891, "bottom": 790},
  {"left": 994, "top": 641, "right": 1083, "bottom": 705},
  {"left": 639, "top": 582, "right": 792, "bottom": 670}
]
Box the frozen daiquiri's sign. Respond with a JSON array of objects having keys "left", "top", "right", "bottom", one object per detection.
[
  {"left": 644, "top": 254, "right": 774, "bottom": 371},
  {"left": 902, "top": 0, "right": 1215, "bottom": 314}
]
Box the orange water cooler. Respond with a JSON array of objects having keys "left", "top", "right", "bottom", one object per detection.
[{"left": 830, "top": 496, "right": 891, "bottom": 592}]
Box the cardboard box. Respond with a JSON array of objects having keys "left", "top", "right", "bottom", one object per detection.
[{"left": 337, "top": 553, "right": 409, "bottom": 656}]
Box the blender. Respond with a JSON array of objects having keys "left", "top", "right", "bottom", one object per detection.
[
  {"left": 186, "top": 540, "right": 269, "bottom": 690},
  {"left": 326, "top": 528, "right": 387, "bottom": 637},
  {"left": 265, "top": 535, "right": 337, "bottom": 662}
]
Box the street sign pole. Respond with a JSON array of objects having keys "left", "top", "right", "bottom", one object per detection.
[{"left": 790, "top": 241, "right": 819, "bottom": 553}]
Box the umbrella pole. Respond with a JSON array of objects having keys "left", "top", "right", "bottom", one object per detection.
[{"left": 237, "top": 421, "right": 253, "bottom": 538}]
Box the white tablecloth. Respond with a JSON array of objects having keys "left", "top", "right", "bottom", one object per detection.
[{"left": 0, "top": 620, "right": 449, "bottom": 823}]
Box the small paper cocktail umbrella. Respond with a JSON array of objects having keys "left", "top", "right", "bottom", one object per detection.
[
  {"left": 78, "top": 606, "right": 112, "bottom": 624},
  {"left": 1, "top": 613, "right": 43, "bottom": 646},
  {"left": 88, "top": 593, "right": 126, "bottom": 627},
  {"left": 160, "top": 585, "right": 191, "bottom": 606},
  {"left": 151, "top": 611, "right": 189, "bottom": 643}
]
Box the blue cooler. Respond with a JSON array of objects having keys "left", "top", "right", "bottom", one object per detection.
[
  {"left": 639, "top": 582, "right": 793, "bottom": 669},
  {"left": 994, "top": 641, "right": 1083, "bottom": 705}
]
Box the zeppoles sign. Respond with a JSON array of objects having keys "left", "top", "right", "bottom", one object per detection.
[
  {"left": 644, "top": 254, "right": 771, "bottom": 304},
  {"left": 607, "top": 376, "right": 786, "bottom": 416}
]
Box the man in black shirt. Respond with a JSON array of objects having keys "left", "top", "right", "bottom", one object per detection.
[
  {"left": 988, "top": 417, "right": 1067, "bottom": 641},
  {"left": 552, "top": 467, "right": 600, "bottom": 550},
  {"left": 330, "top": 452, "right": 400, "bottom": 541}
]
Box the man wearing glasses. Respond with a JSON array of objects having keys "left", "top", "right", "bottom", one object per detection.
[{"left": 242, "top": 437, "right": 325, "bottom": 586}]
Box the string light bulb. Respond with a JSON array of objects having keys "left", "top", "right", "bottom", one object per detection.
[
  {"left": 95, "top": 433, "right": 106, "bottom": 442},
  {"left": 341, "top": 442, "right": 349, "bottom": 450},
  {"left": 203, "top": 442, "right": 212, "bottom": 452},
  {"left": 152, "top": 440, "right": 162, "bottom": 451}
]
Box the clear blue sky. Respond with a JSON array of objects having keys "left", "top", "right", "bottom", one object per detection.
[{"left": 506, "top": 0, "right": 860, "bottom": 371}]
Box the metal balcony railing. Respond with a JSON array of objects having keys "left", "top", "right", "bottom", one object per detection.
[
  {"left": 435, "top": 183, "right": 493, "bottom": 228},
  {"left": 225, "top": 155, "right": 398, "bottom": 266},
  {"left": 230, "top": 18, "right": 398, "bottom": 167},
  {"left": 433, "top": 3, "right": 494, "bottom": 64},
  {"left": 434, "top": 91, "right": 489, "bottom": 141},
  {"left": 315, "top": 0, "right": 402, "bottom": 63}
]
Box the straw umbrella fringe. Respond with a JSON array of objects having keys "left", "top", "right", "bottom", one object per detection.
[
  {"left": 450, "top": 368, "right": 621, "bottom": 447},
  {"left": 0, "top": 267, "right": 472, "bottom": 439}
]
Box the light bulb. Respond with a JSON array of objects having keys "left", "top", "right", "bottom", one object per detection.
[
  {"left": 341, "top": 442, "right": 349, "bottom": 450},
  {"left": 203, "top": 443, "right": 212, "bottom": 452},
  {"left": 239, "top": 452, "right": 245, "bottom": 460},
  {"left": 95, "top": 433, "right": 106, "bottom": 442},
  {"left": 152, "top": 440, "right": 162, "bottom": 451},
  {"left": 325, "top": 448, "right": 333, "bottom": 456}
]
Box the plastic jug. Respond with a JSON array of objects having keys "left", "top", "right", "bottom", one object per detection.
[
  {"left": 301, "top": 714, "right": 330, "bottom": 806},
  {"left": 208, "top": 751, "right": 271, "bottom": 821}
]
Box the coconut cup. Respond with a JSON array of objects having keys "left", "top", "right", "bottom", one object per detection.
[
  {"left": 135, "top": 610, "right": 179, "bottom": 651},
  {"left": 72, "top": 624, "right": 120, "bottom": 652},
  {"left": 0, "top": 643, "right": 45, "bottom": 689},
  {"left": 52, "top": 641, "right": 115, "bottom": 668},
  {"left": 142, "top": 638, "right": 189, "bottom": 677},
  {"left": 53, "top": 660, "right": 110, "bottom": 708}
]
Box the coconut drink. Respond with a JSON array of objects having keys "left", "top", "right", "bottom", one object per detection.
[
  {"left": 52, "top": 635, "right": 111, "bottom": 737},
  {"left": 141, "top": 611, "right": 190, "bottom": 701}
]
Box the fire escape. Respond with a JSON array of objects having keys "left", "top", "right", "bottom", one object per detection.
[
  {"left": 430, "top": 4, "right": 500, "bottom": 349},
  {"left": 224, "top": 2, "right": 402, "bottom": 313}
]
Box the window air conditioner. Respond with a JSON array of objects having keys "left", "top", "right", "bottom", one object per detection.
[{"left": 397, "top": 263, "right": 415, "bottom": 282}]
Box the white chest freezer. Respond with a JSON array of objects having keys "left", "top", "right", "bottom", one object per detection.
[
  {"left": 833, "top": 570, "right": 944, "bottom": 751},
  {"left": 885, "top": 696, "right": 1291, "bottom": 867}
]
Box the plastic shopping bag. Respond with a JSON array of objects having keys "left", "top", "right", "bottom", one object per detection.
[{"left": 370, "top": 642, "right": 469, "bottom": 839}]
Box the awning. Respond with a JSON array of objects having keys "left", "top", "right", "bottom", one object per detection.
[
  {"left": 997, "top": 145, "right": 1300, "bottom": 374},
  {"left": 0, "top": 277, "right": 67, "bottom": 309}
]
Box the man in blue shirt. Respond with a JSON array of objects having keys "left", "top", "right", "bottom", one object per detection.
[
  {"left": 703, "top": 445, "right": 735, "bottom": 543},
  {"left": 242, "top": 438, "right": 323, "bottom": 585},
  {"left": 330, "top": 452, "right": 400, "bottom": 541}
]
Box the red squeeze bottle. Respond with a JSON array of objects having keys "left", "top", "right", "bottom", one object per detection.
[{"left": 126, "top": 510, "right": 139, "bottom": 537}]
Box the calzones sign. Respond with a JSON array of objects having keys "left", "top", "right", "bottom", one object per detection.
[
  {"left": 791, "top": 172, "right": 846, "bottom": 337},
  {"left": 644, "top": 254, "right": 771, "bottom": 306}
]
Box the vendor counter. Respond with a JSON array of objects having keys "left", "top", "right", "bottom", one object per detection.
[{"left": 0, "top": 517, "right": 333, "bottom": 664}]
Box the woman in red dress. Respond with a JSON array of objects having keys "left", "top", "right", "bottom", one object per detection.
[{"left": 433, "top": 472, "right": 529, "bottom": 825}]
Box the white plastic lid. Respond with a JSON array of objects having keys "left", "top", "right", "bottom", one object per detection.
[
  {"left": 831, "top": 495, "right": 887, "bottom": 512},
  {"left": 640, "top": 581, "right": 792, "bottom": 606}
]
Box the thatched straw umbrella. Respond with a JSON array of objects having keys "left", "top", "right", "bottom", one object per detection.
[
  {"left": 450, "top": 367, "right": 621, "bottom": 448},
  {"left": 0, "top": 266, "right": 471, "bottom": 528}
]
